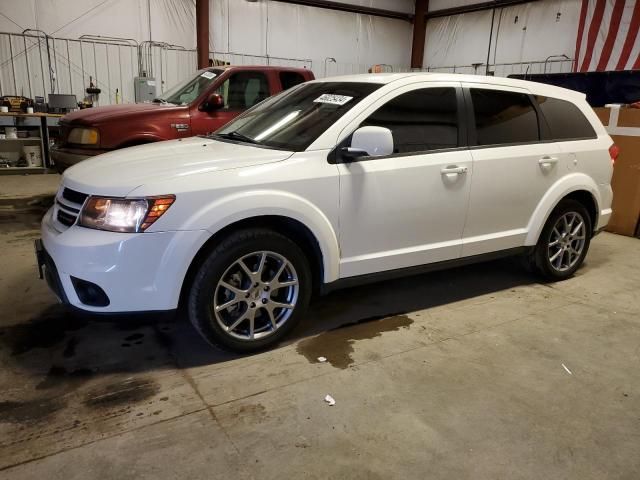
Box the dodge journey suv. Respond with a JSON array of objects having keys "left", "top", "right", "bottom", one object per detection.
[{"left": 37, "top": 73, "right": 615, "bottom": 352}]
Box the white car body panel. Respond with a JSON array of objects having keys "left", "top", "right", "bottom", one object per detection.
[
  {"left": 40, "top": 73, "right": 614, "bottom": 313},
  {"left": 63, "top": 136, "right": 294, "bottom": 197},
  {"left": 338, "top": 148, "right": 473, "bottom": 277}
]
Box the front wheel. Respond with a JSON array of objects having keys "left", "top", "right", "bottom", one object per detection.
[
  {"left": 530, "top": 199, "right": 592, "bottom": 280},
  {"left": 187, "top": 229, "right": 312, "bottom": 352}
]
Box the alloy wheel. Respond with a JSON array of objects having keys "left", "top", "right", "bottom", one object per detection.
[
  {"left": 212, "top": 251, "right": 299, "bottom": 341},
  {"left": 547, "top": 212, "right": 587, "bottom": 272}
]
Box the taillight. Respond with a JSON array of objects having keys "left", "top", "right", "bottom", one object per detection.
[{"left": 609, "top": 143, "right": 620, "bottom": 166}]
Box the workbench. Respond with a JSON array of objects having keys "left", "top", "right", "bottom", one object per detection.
[{"left": 0, "top": 112, "right": 63, "bottom": 174}]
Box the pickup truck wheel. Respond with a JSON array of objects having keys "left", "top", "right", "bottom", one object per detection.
[
  {"left": 187, "top": 229, "right": 312, "bottom": 352},
  {"left": 532, "top": 199, "right": 592, "bottom": 281}
]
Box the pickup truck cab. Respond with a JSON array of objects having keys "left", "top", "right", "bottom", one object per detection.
[{"left": 51, "top": 65, "right": 314, "bottom": 171}]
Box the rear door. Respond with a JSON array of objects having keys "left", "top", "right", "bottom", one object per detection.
[{"left": 461, "top": 84, "right": 565, "bottom": 257}]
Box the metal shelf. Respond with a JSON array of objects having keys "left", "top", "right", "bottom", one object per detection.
[
  {"left": 0, "top": 138, "right": 42, "bottom": 141},
  {"left": 0, "top": 111, "right": 54, "bottom": 174},
  {"left": 0, "top": 167, "right": 48, "bottom": 174}
]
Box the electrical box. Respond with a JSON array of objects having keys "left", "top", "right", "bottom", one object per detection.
[{"left": 134, "top": 77, "right": 157, "bottom": 103}]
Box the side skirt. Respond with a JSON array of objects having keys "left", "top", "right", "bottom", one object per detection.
[{"left": 321, "top": 247, "right": 529, "bottom": 295}]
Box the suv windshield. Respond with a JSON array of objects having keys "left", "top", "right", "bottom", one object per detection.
[
  {"left": 155, "top": 69, "right": 224, "bottom": 105},
  {"left": 213, "top": 82, "right": 381, "bottom": 151}
]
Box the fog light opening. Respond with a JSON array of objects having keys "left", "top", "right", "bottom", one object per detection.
[{"left": 70, "top": 276, "right": 110, "bottom": 307}]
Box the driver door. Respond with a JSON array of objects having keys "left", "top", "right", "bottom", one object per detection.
[
  {"left": 190, "top": 71, "right": 272, "bottom": 136},
  {"left": 337, "top": 83, "right": 473, "bottom": 278}
]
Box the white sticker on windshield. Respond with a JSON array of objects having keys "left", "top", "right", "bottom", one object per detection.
[
  {"left": 313, "top": 94, "right": 353, "bottom": 106},
  {"left": 201, "top": 71, "right": 217, "bottom": 80}
]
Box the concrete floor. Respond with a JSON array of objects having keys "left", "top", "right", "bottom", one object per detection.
[{"left": 1, "top": 173, "right": 639, "bottom": 479}]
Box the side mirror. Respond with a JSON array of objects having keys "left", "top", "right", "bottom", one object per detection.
[
  {"left": 341, "top": 126, "right": 394, "bottom": 161},
  {"left": 200, "top": 93, "right": 224, "bottom": 112}
]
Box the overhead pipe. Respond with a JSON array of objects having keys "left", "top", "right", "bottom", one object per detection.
[
  {"left": 23, "top": 28, "right": 56, "bottom": 93},
  {"left": 425, "top": 0, "right": 538, "bottom": 19},
  {"left": 270, "top": 0, "right": 413, "bottom": 22}
]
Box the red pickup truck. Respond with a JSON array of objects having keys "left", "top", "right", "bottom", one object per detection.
[{"left": 51, "top": 65, "right": 314, "bottom": 171}]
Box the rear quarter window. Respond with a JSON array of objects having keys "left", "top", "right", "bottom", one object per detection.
[
  {"left": 279, "top": 71, "right": 307, "bottom": 90},
  {"left": 534, "top": 96, "right": 597, "bottom": 140}
]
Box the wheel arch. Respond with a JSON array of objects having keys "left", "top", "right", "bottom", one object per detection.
[
  {"left": 178, "top": 214, "right": 335, "bottom": 310},
  {"left": 525, "top": 174, "right": 600, "bottom": 245}
]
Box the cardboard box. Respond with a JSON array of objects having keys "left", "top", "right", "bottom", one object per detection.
[{"left": 593, "top": 106, "right": 640, "bottom": 237}]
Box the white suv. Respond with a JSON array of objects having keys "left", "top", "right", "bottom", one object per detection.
[{"left": 38, "top": 73, "right": 615, "bottom": 351}]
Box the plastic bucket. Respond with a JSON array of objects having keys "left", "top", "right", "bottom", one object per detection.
[{"left": 23, "top": 145, "right": 42, "bottom": 167}]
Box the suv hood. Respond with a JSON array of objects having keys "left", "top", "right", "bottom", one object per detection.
[
  {"left": 63, "top": 137, "right": 294, "bottom": 196},
  {"left": 61, "top": 102, "right": 183, "bottom": 124}
]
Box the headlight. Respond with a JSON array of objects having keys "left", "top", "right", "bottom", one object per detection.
[
  {"left": 79, "top": 196, "right": 175, "bottom": 233},
  {"left": 68, "top": 127, "right": 99, "bottom": 145}
]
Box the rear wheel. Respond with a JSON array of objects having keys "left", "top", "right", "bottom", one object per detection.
[
  {"left": 187, "top": 229, "right": 312, "bottom": 352},
  {"left": 529, "top": 199, "right": 592, "bottom": 280}
]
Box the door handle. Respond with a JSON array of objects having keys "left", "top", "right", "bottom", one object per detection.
[
  {"left": 440, "top": 166, "right": 468, "bottom": 175},
  {"left": 538, "top": 156, "right": 558, "bottom": 166}
]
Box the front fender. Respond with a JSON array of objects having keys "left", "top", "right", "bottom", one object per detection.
[
  {"left": 525, "top": 173, "right": 601, "bottom": 245},
  {"left": 185, "top": 190, "right": 340, "bottom": 283}
]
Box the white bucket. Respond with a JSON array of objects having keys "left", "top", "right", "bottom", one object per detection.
[
  {"left": 4, "top": 127, "right": 17, "bottom": 139},
  {"left": 23, "top": 145, "right": 42, "bottom": 167}
]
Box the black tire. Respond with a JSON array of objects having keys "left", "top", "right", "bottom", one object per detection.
[
  {"left": 529, "top": 199, "right": 592, "bottom": 281},
  {"left": 187, "top": 228, "right": 312, "bottom": 352}
]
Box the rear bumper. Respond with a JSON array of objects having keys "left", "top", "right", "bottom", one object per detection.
[
  {"left": 50, "top": 146, "right": 109, "bottom": 172},
  {"left": 596, "top": 184, "right": 613, "bottom": 231},
  {"left": 597, "top": 208, "right": 613, "bottom": 233}
]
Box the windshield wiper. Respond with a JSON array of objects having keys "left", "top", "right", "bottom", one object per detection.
[
  {"left": 152, "top": 98, "right": 176, "bottom": 105},
  {"left": 215, "top": 131, "right": 260, "bottom": 144}
]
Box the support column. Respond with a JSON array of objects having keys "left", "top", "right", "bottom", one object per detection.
[
  {"left": 411, "top": 0, "right": 429, "bottom": 69},
  {"left": 196, "top": 0, "right": 209, "bottom": 69}
]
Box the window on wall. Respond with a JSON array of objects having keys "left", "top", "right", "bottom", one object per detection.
[
  {"left": 470, "top": 89, "right": 539, "bottom": 146},
  {"left": 361, "top": 87, "right": 459, "bottom": 154},
  {"left": 534, "top": 96, "right": 597, "bottom": 140},
  {"left": 215, "top": 72, "right": 270, "bottom": 110}
]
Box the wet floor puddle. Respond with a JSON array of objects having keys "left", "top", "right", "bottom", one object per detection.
[{"left": 296, "top": 313, "right": 413, "bottom": 369}]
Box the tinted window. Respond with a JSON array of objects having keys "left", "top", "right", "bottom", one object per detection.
[
  {"left": 215, "top": 72, "right": 270, "bottom": 110},
  {"left": 361, "top": 87, "right": 458, "bottom": 154},
  {"left": 471, "top": 89, "right": 539, "bottom": 146},
  {"left": 215, "top": 82, "right": 381, "bottom": 151},
  {"left": 280, "top": 71, "right": 306, "bottom": 90},
  {"left": 535, "top": 96, "right": 596, "bottom": 140}
]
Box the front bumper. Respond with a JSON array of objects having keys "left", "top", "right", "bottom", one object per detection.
[
  {"left": 40, "top": 208, "right": 210, "bottom": 313},
  {"left": 34, "top": 238, "right": 69, "bottom": 304},
  {"left": 50, "top": 146, "right": 109, "bottom": 172}
]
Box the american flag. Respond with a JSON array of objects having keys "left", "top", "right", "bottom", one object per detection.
[{"left": 574, "top": 0, "right": 640, "bottom": 72}]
